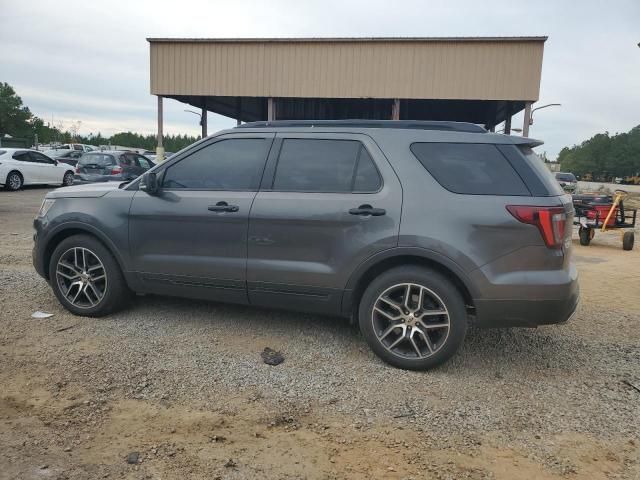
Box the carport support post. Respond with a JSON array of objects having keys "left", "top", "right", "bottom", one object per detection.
[
  {"left": 391, "top": 99, "right": 400, "bottom": 120},
  {"left": 267, "top": 97, "right": 276, "bottom": 121},
  {"left": 522, "top": 101, "right": 532, "bottom": 137},
  {"left": 201, "top": 107, "right": 207, "bottom": 138},
  {"left": 236, "top": 97, "right": 242, "bottom": 126},
  {"left": 504, "top": 114, "right": 512, "bottom": 135},
  {"left": 156, "top": 96, "right": 165, "bottom": 162}
]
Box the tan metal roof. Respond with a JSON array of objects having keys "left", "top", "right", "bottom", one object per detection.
[{"left": 149, "top": 37, "right": 545, "bottom": 101}]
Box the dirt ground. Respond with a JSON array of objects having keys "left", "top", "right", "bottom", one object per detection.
[{"left": 1, "top": 187, "right": 639, "bottom": 480}]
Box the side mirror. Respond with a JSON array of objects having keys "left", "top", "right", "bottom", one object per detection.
[{"left": 140, "top": 172, "right": 159, "bottom": 195}]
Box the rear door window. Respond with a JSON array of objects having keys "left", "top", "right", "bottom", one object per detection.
[
  {"left": 30, "top": 152, "right": 56, "bottom": 164},
  {"left": 13, "top": 152, "right": 32, "bottom": 162},
  {"left": 272, "top": 139, "right": 381, "bottom": 193},
  {"left": 410, "top": 143, "right": 530, "bottom": 196}
]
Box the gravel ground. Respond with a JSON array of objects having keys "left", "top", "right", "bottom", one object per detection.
[{"left": 1, "top": 187, "right": 639, "bottom": 480}]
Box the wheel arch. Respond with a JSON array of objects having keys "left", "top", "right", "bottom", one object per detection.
[
  {"left": 341, "top": 248, "right": 477, "bottom": 320},
  {"left": 5, "top": 169, "right": 24, "bottom": 184},
  {"left": 42, "top": 223, "right": 126, "bottom": 280}
]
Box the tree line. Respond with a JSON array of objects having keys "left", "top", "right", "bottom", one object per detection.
[
  {"left": 558, "top": 126, "right": 640, "bottom": 179},
  {"left": 0, "top": 82, "right": 199, "bottom": 152}
]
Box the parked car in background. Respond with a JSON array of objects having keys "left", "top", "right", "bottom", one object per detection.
[
  {"left": 33, "top": 120, "right": 578, "bottom": 371},
  {"left": 43, "top": 149, "right": 84, "bottom": 167},
  {"left": 0, "top": 148, "right": 75, "bottom": 190},
  {"left": 74, "top": 150, "right": 154, "bottom": 184},
  {"left": 555, "top": 172, "right": 578, "bottom": 193},
  {"left": 37, "top": 143, "right": 96, "bottom": 153},
  {"left": 144, "top": 151, "right": 174, "bottom": 162}
]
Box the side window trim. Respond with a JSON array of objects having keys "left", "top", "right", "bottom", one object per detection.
[{"left": 352, "top": 145, "right": 384, "bottom": 193}]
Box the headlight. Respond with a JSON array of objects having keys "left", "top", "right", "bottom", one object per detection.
[{"left": 37, "top": 199, "right": 56, "bottom": 218}]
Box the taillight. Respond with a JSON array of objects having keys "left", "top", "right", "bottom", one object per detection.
[
  {"left": 111, "top": 165, "right": 123, "bottom": 175},
  {"left": 506, "top": 205, "right": 567, "bottom": 249},
  {"left": 75, "top": 166, "right": 80, "bottom": 173}
]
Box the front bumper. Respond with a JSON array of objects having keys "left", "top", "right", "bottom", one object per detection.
[{"left": 32, "top": 220, "right": 48, "bottom": 280}]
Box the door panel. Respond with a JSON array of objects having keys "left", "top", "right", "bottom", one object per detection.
[
  {"left": 128, "top": 133, "right": 274, "bottom": 304},
  {"left": 30, "top": 152, "right": 61, "bottom": 184},
  {"left": 247, "top": 133, "right": 402, "bottom": 314},
  {"left": 12, "top": 152, "right": 40, "bottom": 184},
  {"left": 129, "top": 190, "right": 256, "bottom": 303}
]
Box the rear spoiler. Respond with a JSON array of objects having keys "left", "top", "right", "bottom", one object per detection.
[{"left": 508, "top": 136, "right": 544, "bottom": 148}]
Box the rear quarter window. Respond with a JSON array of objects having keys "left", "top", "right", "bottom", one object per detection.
[{"left": 410, "top": 143, "right": 530, "bottom": 196}]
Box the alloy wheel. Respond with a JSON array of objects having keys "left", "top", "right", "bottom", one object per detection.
[
  {"left": 371, "top": 283, "right": 450, "bottom": 359},
  {"left": 55, "top": 247, "right": 107, "bottom": 308},
  {"left": 63, "top": 172, "right": 74, "bottom": 186},
  {"left": 8, "top": 173, "right": 22, "bottom": 190}
]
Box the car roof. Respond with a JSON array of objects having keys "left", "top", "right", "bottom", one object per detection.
[
  {"left": 0, "top": 148, "right": 49, "bottom": 153},
  {"left": 83, "top": 150, "right": 129, "bottom": 155},
  {"left": 224, "top": 122, "right": 543, "bottom": 147}
]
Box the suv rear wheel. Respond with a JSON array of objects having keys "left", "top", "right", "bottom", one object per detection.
[
  {"left": 49, "top": 234, "right": 130, "bottom": 317},
  {"left": 359, "top": 266, "right": 467, "bottom": 370}
]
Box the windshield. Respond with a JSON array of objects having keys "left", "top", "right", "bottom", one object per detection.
[
  {"left": 78, "top": 153, "right": 115, "bottom": 167},
  {"left": 555, "top": 173, "right": 576, "bottom": 182}
]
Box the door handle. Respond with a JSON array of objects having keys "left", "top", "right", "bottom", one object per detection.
[
  {"left": 348, "top": 204, "right": 386, "bottom": 216},
  {"left": 208, "top": 201, "right": 239, "bottom": 213}
]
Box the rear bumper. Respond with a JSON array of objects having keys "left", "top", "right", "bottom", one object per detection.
[{"left": 472, "top": 264, "right": 579, "bottom": 328}]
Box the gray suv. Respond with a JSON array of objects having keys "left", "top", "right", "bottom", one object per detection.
[
  {"left": 74, "top": 150, "right": 154, "bottom": 184},
  {"left": 33, "top": 121, "right": 578, "bottom": 370}
]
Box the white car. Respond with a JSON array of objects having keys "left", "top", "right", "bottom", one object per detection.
[{"left": 0, "top": 148, "right": 76, "bottom": 191}]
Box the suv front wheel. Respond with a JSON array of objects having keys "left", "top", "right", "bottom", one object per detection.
[
  {"left": 359, "top": 266, "right": 467, "bottom": 370},
  {"left": 49, "top": 234, "right": 130, "bottom": 317}
]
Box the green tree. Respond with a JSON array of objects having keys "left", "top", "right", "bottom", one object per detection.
[
  {"left": 0, "top": 82, "right": 34, "bottom": 139},
  {"left": 558, "top": 126, "right": 640, "bottom": 178}
]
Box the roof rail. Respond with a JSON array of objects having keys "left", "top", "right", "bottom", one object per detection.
[{"left": 236, "top": 120, "right": 486, "bottom": 133}]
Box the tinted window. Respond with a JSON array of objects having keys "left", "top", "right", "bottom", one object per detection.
[
  {"left": 410, "top": 143, "right": 530, "bottom": 196},
  {"left": 273, "top": 139, "right": 362, "bottom": 192},
  {"left": 135, "top": 155, "right": 151, "bottom": 170},
  {"left": 555, "top": 173, "right": 576, "bottom": 182},
  {"left": 78, "top": 154, "right": 116, "bottom": 167},
  {"left": 13, "top": 152, "right": 32, "bottom": 162},
  {"left": 162, "top": 138, "right": 269, "bottom": 190},
  {"left": 30, "top": 152, "right": 55, "bottom": 164},
  {"left": 120, "top": 153, "right": 134, "bottom": 166},
  {"left": 353, "top": 147, "right": 382, "bottom": 192},
  {"left": 517, "top": 146, "right": 564, "bottom": 196}
]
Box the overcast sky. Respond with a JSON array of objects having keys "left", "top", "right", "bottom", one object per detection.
[{"left": 2, "top": 0, "right": 639, "bottom": 158}]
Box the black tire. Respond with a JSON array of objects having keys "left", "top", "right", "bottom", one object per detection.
[
  {"left": 48, "top": 234, "right": 131, "bottom": 317},
  {"left": 358, "top": 266, "right": 467, "bottom": 371},
  {"left": 623, "top": 231, "right": 634, "bottom": 251},
  {"left": 5, "top": 171, "right": 23, "bottom": 191},
  {"left": 62, "top": 171, "right": 74, "bottom": 186},
  {"left": 579, "top": 227, "right": 592, "bottom": 246}
]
